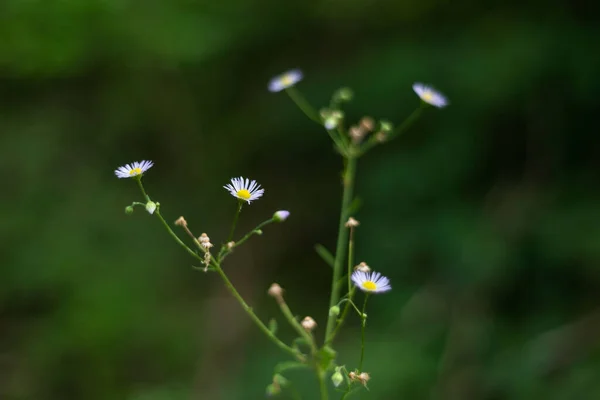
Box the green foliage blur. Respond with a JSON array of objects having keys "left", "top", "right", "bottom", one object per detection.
[{"left": 2, "top": 0, "right": 600, "bottom": 399}]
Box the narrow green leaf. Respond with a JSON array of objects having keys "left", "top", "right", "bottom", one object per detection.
[
  {"left": 274, "top": 361, "right": 309, "bottom": 374},
  {"left": 315, "top": 244, "right": 335, "bottom": 268}
]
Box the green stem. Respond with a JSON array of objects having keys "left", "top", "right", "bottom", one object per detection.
[
  {"left": 214, "top": 265, "right": 303, "bottom": 361},
  {"left": 325, "top": 156, "right": 357, "bottom": 343},
  {"left": 154, "top": 210, "right": 205, "bottom": 264},
  {"left": 285, "top": 87, "right": 322, "bottom": 124},
  {"left": 220, "top": 218, "right": 274, "bottom": 261},
  {"left": 358, "top": 295, "right": 369, "bottom": 371},
  {"left": 328, "top": 288, "right": 356, "bottom": 344},
  {"left": 136, "top": 177, "right": 150, "bottom": 201},
  {"left": 359, "top": 106, "right": 424, "bottom": 156},
  {"left": 347, "top": 228, "right": 355, "bottom": 295},
  {"left": 278, "top": 300, "right": 317, "bottom": 354},
  {"left": 227, "top": 200, "right": 243, "bottom": 243},
  {"left": 317, "top": 369, "right": 329, "bottom": 400}
]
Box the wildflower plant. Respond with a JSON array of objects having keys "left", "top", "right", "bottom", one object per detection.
[{"left": 116, "top": 71, "right": 447, "bottom": 399}]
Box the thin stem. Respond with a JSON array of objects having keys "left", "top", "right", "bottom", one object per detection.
[
  {"left": 136, "top": 177, "right": 150, "bottom": 201},
  {"left": 277, "top": 300, "right": 317, "bottom": 354},
  {"left": 154, "top": 210, "right": 205, "bottom": 264},
  {"left": 358, "top": 106, "right": 424, "bottom": 156},
  {"left": 325, "top": 155, "right": 357, "bottom": 343},
  {"left": 317, "top": 369, "right": 329, "bottom": 400},
  {"left": 329, "top": 287, "right": 356, "bottom": 344},
  {"left": 227, "top": 201, "right": 243, "bottom": 243},
  {"left": 285, "top": 87, "right": 322, "bottom": 124},
  {"left": 347, "top": 227, "right": 355, "bottom": 295},
  {"left": 213, "top": 265, "right": 303, "bottom": 361},
  {"left": 220, "top": 218, "right": 274, "bottom": 261},
  {"left": 358, "top": 295, "right": 369, "bottom": 371}
]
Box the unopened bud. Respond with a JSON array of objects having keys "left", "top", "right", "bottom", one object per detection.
[
  {"left": 273, "top": 210, "right": 290, "bottom": 222},
  {"left": 379, "top": 120, "right": 393, "bottom": 132},
  {"left": 329, "top": 305, "right": 341, "bottom": 317},
  {"left": 360, "top": 116, "right": 375, "bottom": 132},
  {"left": 301, "top": 316, "right": 317, "bottom": 332},
  {"left": 268, "top": 283, "right": 284, "bottom": 302},
  {"left": 354, "top": 262, "right": 371, "bottom": 273},
  {"left": 227, "top": 241, "right": 235, "bottom": 250},
  {"left": 265, "top": 383, "right": 280, "bottom": 396},
  {"left": 256, "top": 229, "right": 263, "bottom": 235},
  {"left": 349, "top": 125, "right": 365, "bottom": 143},
  {"left": 175, "top": 216, "right": 187, "bottom": 227},
  {"left": 324, "top": 117, "right": 338, "bottom": 130},
  {"left": 125, "top": 205, "right": 134, "bottom": 215},
  {"left": 335, "top": 87, "right": 354, "bottom": 102},
  {"left": 331, "top": 370, "right": 344, "bottom": 387},
  {"left": 375, "top": 131, "right": 387, "bottom": 143},
  {"left": 345, "top": 217, "right": 360, "bottom": 228},
  {"left": 349, "top": 371, "right": 357, "bottom": 381},
  {"left": 145, "top": 201, "right": 157, "bottom": 215}
]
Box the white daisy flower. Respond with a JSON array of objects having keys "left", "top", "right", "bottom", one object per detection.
[
  {"left": 412, "top": 83, "right": 448, "bottom": 108},
  {"left": 351, "top": 270, "right": 391, "bottom": 293},
  {"left": 224, "top": 177, "right": 265, "bottom": 204},
  {"left": 268, "top": 69, "right": 303, "bottom": 92},
  {"left": 114, "top": 160, "right": 154, "bottom": 179}
]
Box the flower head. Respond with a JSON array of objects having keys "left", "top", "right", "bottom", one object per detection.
[
  {"left": 301, "top": 316, "right": 317, "bottom": 332},
  {"left": 273, "top": 210, "right": 290, "bottom": 222},
  {"left": 351, "top": 270, "right": 391, "bottom": 293},
  {"left": 412, "top": 83, "right": 448, "bottom": 108},
  {"left": 114, "top": 160, "right": 153, "bottom": 179},
  {"left": 224, "top": 177, "right": 264, "bottom": 204},
  {"left": 268, "top": 69, "right": 303, "bottom": 92}
]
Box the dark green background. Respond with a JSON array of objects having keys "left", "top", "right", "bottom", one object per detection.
[{"left": 2, "top": 0, "right": 600, "bottom": 399}]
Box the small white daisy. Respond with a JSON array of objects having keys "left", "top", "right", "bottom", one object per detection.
[
  {"left": 412, "top": 83, "right": 448, "bottom": 108},
  {"left": 351, "top": 270, "right": 391, "bottom": 293},
  {"left": 268, "top": 69, "right": 303, "bottom": 92},
  {"left": 224, "top": 177, "right": 265, "bottom": 204},
  {"left": 114, "top": 160, "right": 154, "bottom": 179}
]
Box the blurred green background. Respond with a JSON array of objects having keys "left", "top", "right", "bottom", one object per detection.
[{"left": 2, "top": 0, "right": 600, "bottom": 399}]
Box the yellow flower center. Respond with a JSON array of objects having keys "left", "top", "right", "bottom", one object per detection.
[
  {"left": 237, "top": 189, "right": 251, "bottom": 200},
  {"left": 422, "top": 92, "right": 434, "bottom": 102},
  {"left": 281, "top": 75, "right": 293, "bottom": 86},
  {"left": 129, "top": 167, "right": 142, "bottom": 176},
  {"left": 362, "top": 281, "right": 377, "bottom": 291}
]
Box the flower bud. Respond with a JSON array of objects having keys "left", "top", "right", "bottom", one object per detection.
[
  {"left": 357, "top": 372, "right": 371, "bottom": 386},
  {"left": 360, "top": 116, "right": 375, "bottom": 132},
  {"left": 256, "top": 229, "right": 263, "bottom": 235},
  {"left": 268, "top": 283, "right": 284, "bottom": 303},
  {"left": 354, "top": 262, "right": 371, "bottom": 273},
  {"left": 273, "top": 210, "right": 290, "bottom": 222},
  {"left": 301, "top": 316, "right": 317, "bottom": 332},
  {"left": 345, "top": 217, "right": 360, "bottom": 228},
  {"left": 331, "top": 370, "right": 344, "bottom": 387},
  {"left": 145, "top": 201, "right": 157, "bottom": 214},
  {"left": 379, "top": 120, "right": 393, "bottom": 132},
  {"left": 335, "top": 87, "right": 354, "bottom": 102},
  {"left": 175, "top": 216, "right": 187, "bottom": 227},
  {"left": 329, "top": 305, "right": 341, "bottom": 317},
  {"left": 265, "top": 383, "right": 280, "bottom": 397},
  {"left": 125, "top": 205, "right": 134, "bottom": 215}
]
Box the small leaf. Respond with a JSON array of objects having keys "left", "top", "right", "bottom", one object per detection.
[
  {"left": 274, "top": 361, "right": 309, "bottom": 374},
  {"left": 315, "top": 244, "right": 335, "bottom": 268},
  {"left": 268, "top": 318, "right": 278, "bottom": 335}
]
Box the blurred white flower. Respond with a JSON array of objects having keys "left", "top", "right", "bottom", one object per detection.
[
  {"left": 412, "top": 83, "right": 448, "bottom": 108},
  {"left": 268, "top": 69, "right": 303, "bottom": 92},
  {"left": 114, "top": 160, "right": 153, "bottom": 178},
  {"left": 224, "top": 177, "right": 265, "bottom": 204}
]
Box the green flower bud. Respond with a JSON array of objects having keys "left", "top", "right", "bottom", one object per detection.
[
  {"left": 145, "top": 201, "right": 157, "bottom": 215},
  {"left": 335, "top": 87, "right": 354, "bottom": 102},
  {"left": 125, "top": 205, "right": 134, "bottom": 215},
  {"left": 329, "top": 305, "right": 341, "bottom": 317},
  {"left": 256, "top": 229, "right": 263, "bottom": 235},
  {"left": 379, "top": 120, "right": 393, "bottom": 132},
  {"left": 331, "top": 370, "right": 344, "bottom": 387},
  {"left": 265, "top": 383, "right": 280, "bottom": 397}
]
